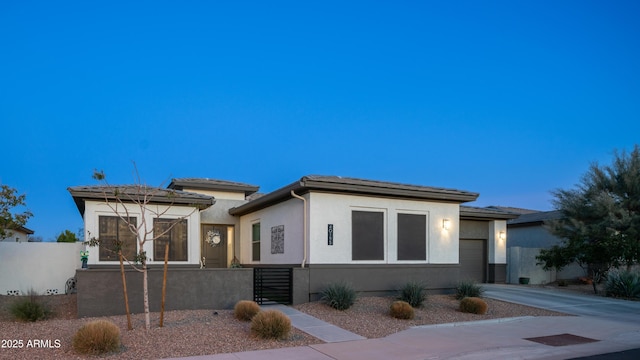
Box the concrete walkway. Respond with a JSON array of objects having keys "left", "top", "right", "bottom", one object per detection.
[{"left": 261, "top": 304, "right": 366, "bottom": 343}]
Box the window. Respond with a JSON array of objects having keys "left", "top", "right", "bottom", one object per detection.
[
  {"left": 252, "top": 222, "right": 261, "bottom": 261},
  {"left": 397, "top": 213, "right": 426, "bottom": 260},
  {"left": 352, "top": 211, "right": 384, "bottom": 260},
  {"left": 154, "top": 218, "right": 188, "bottom": 261},
  {"left": 99, "top": 216, "right": 137, "bottom": 261}
]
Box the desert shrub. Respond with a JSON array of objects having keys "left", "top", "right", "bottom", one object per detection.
[
  {"left": 234, "top": 300, "right": 261, "bottom": 321},
  {"left": 605, "top": 270, "right": 640, "bottom": 299},
  {"left": 389, "top": 300, "right": 415, "bottom": 319},
  {"left": 398, "top": 281, "right": 427, "bottom": 308},
  {"left": 9, "top": 291, "right": 52, "bottom": 322},
  {"left": 459, "top": 297, "right": 488, "bottom": 315},
  {"left": 250, "top": 310, "right": 291, "bottom": 340},
  {"left": 72, "top": 320, "right": 121, "bottom": 355},
  {"left": 455, "top": 281, "right": 484, "bottom": 300},
  {"left": 320, "top": 282, "right": 356, "bottom": 310}
]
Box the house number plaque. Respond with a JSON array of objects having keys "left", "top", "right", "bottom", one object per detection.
[{"left": 328, "top": 224, "right": 333, "bottom": 246}]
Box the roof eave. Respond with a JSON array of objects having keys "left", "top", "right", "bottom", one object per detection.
[
  {"left": 230, "top": 177, "right": 479, "bottom": 216},
  {"left": 301, "top": 177, "right": 478, "bottom": 202},
  {"left": 68, "top": 187, "right": 216, "bottom": 216},
  {"left": 459, "top": 206, "right": 520, "bottom": 221}
]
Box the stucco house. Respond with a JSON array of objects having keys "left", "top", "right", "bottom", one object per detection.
[
  {"left": 69, "top": 175, "right": 517, "bottom": 314},
  {"left": 0, "top": 225, "right": 34, "bottom": 243}
]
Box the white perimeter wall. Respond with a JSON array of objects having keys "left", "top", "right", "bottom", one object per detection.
[
  {"left": 308, "top": 192, "right": 460, "bottom": 264},
  {"left": 84, "top": 200, "right": 202, "bottom": 265},
  {"left": 0, "top": 242, "right": 84, "bottom": 295},
  {"left": 238, "top": 197, "right": 304, "bottom": 265}
]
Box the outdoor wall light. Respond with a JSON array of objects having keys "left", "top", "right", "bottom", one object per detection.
[
  {"left": 499, "top": 231, "right": 506, "bottom": 241},
  {"left": 442, "top": 219, "right": 451, "bottom": 230}
]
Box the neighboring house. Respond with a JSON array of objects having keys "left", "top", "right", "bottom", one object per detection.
[
  {"left": 69, "top": 175, "right": 517, "bottom": 310},
  {"left": 0, "top": 225, "right": 34, "bottom": 243},
  {"left": 492, "top": 207, "right": 584, "bottom": 284}
]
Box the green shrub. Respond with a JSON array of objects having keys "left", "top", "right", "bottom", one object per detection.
[
  {"left": 250, "top": 310, "right": 291, "bottom": 340},
  {"left": 459, "top": 297, "right": 488, "bottom": 315},
  {"left": 234, "top": 300, "right": 261, "bottom": 321},
  {"left": 455, "top": 281, "right": 484, "bottom": 300},
  {"left": 320, "top": 282, "right": 356, "bottom": 310},
  {"left": 72, "top": 320, "right": 121, "bottom": 355},
  {"left": 557, "top": 279, "right": 569, "bottom": 287},
  {"left": 398, "top": 281, "right": 427, "bottom": 308},
  {"left": 605, "top": 270, "right": 640, "bottom": 299},
  {"left": 9, "top": 292, "right": 52, "bottom": 322},
  {"left": 389, "top": 300, "right": 414, "bottom": 319}
]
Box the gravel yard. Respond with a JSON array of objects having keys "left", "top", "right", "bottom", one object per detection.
[{"left": 0, "top": 290, "right": 567, "bottom": 359}]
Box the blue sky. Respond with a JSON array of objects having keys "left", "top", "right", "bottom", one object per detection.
[{"left": 1, "top": 1, "right": 639, "bottom": 241}]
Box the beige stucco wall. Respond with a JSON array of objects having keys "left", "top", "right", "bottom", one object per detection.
[{"left": 237, "top": 197, "right": 305, "bottom": 265}]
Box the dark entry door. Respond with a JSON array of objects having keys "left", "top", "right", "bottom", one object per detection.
[{"left": 202, "top": 224, "right": 229, "bottom": 268}]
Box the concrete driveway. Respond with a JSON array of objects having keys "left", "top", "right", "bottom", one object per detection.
[{"left": 483, "top": 283, "right": 640, "bottom": 324}]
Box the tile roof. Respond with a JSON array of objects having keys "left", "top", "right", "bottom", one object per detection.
[
  {"left": 168, "top": 178, "right": 259, "bottom": 195},
  {"left": 486, "top": 206, "right": 541, "bottom": 215},
  {"left": 507, "top": 210, "right": 562, "bottom": 226},
  {"left": 460, "top": 206, "right": 520, "bottom": 220},
  {"left": 229, "top": 175, "right": 479, "bottom": 216},
  {"left": 68, "top": 185, "right": 215, "bottom": 215}
]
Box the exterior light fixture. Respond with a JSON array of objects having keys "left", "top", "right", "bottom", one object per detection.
[
  {"left": 442, "top": 219, "right": 451, "bottom": 230},
  {"left": 499, "top": 231, "right": 506, "bottom": 241}
]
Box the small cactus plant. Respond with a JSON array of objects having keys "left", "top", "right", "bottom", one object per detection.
[
  {"left": 459, "top": 297, "right": 488, "bottom": 315},
  {"left": 389, "top": 300, "right": 415, "bottom": 319}
]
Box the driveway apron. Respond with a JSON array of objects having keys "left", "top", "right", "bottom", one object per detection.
[{"left": 482, "top": 284, "right": 640, "bottom": 324}]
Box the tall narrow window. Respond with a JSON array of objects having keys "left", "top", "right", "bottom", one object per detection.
[
  {"left": 352, "top": 211, "right": 384, "bottom": 260},
  {"left": 252, "top": 222, "right": 261, "bottom": 261},
  {"left": 397, "top": 213, "right": 426, "bottom": 260},
  {"left": 99, "top": 216, "right": 137, "bottom": 261},
  {"left": 154, "top": 218, "right": 188, "bottom": 261}
]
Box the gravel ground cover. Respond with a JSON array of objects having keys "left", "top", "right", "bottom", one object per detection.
[{"left": 0, "top": 288, "right": 570, "bottom": 360}]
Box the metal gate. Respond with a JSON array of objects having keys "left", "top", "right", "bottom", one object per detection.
[{"left": 253, "top": 267, "right": 293, "bottom": 305}]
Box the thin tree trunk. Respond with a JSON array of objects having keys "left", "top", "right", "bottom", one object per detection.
[
  {"left": 143, "top": 264, "right": 150, "bottom": 329},
  {"left": 119, "top": 251, "right": 132, "bottom": 330},
  {"left": 160, "top": 243, "right": 169, "bottom": 327}
]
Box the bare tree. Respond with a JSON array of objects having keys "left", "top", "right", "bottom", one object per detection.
[{"left": 86, "top": 165, "right": 201, "bottom": 329}]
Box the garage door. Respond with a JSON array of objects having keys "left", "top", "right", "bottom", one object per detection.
[{"left": 459, "top": 239, "right": 486, "bottom": 283}]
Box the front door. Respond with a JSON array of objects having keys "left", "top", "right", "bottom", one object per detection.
[{"left": 201, "top": 224, "right": 230, "bottom": 268}]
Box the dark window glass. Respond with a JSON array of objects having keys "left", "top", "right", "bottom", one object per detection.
[
  {"left": 397, "top": 213, "right": 426, "bottom": 260},
  {"left": 352, "top": 211, "right": 384, "bottom": 260},
  {"left": 154, "top": 218, "right": 188, "bottom": 261},
  {"left": 98, "top": 216, "right": 137, "bottom": 261},
  {"left": 252, "top": 223, "right": 261, "bottom": 261}
]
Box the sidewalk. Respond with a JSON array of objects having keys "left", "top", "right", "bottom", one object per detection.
[{"left": 166, "top": 308, "right": 640, "bottom": 360}]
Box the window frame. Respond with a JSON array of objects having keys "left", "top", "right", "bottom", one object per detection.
[
  {"left": 251, "top": 222, "right": 261, "bottom": 262},
  {"left": 351, "top": 210, "right": 385, "bottom": 261},
  {"left": 397, "top": 213, "right": 427, "bottom": 261},
  {"left": 98, "top": 215, "right": 138, "bottom": 262},
  {"left": 153, "top": 218, "right": 188, "bottom": 262}
]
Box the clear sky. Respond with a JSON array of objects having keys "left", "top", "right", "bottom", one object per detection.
[{"left": 1, "top": 1, "right": 639, "bottom": 241}]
